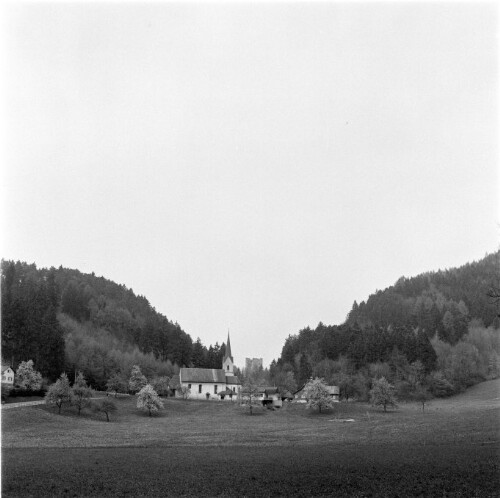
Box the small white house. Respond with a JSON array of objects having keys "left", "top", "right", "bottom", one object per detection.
[
  {"left": 1, "top": 366, "right": 15, "bottom": 385},
  {"left": 326, "top": 385, "right": 340, "bottom": 402}
]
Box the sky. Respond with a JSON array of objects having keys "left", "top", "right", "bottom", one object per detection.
[{"left": 1, "top": 2, "right": 498, "bottom": 369}]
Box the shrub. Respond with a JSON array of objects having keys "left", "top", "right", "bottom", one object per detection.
[
  {"left": 1, "top": 384, "right": 13, "bottom": 402},
  {"left": 8, "top": 388, "right": 46, "bottom": 398},
  {"left": 427, "top": 371, "right": 456, "bottom": 397}
]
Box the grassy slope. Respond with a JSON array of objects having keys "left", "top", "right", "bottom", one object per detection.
[{"left": 2, "top": 379, "right": 499, "bottom": 497}]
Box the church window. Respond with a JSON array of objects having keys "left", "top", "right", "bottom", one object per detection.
[
  {"left": 227, "top": 365, "right": 229, "bottom": 371},
  {"left": 198, "top": 384, "right": 202, "bottom": 393},
  {"left": 214, "top": 385, "right": 218, "bottom": 394},
  {"left": 188, "top": 384, "right": 191, "bottom": 389}
]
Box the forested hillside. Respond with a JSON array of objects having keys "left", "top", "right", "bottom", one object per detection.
[
  {"left": 346, "top": 251, "right": 500, "bottom": 338},
  {"left": 270, "top": 251, "right": 500, "bottom": 398},
  {"left": 1, "top": 261, "right": 226, "bottom": 387}
]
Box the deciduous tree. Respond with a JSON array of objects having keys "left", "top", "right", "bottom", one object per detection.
[
  {"left": 412, "top": 385, "right": 432, "bottom": 412},
  {"left": 92, "top": 399, "right": 117, "bottom": 422},
  {"left": 137, "top": 384, "right": 164, "bottom": 416},
  {"left": 15, "top": 360, "right": 42, "bottom": 390},
  {"left": 303, "top": 377, "right": 335, "bottom": 413},
  {"left": 129, "top": 365, "right": 147, "bottom": 393},
  {"left": 151, "top": 376, "right": 170, "bottom": 397},
  {"left": 240, "top": 377, "right": 262, "bottom": 415},
  {"left": 370, "top": 377, "right": 397, "bottom": 412},
  {"left": 106, "top": 373, "right": 128, "bottom": 397},
  {"left": 45, "top": 373, "right": 72, "bottom": 414},
  {"left": 72, "top": 371, "right": 92, "bottom": 415}
]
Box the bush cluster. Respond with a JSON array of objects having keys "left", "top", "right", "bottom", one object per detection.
[{"left": 8, "top": 388, "right": 46, "bottom": 398}]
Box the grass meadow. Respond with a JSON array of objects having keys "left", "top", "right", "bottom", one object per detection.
[{"left": 2, "top": 379, "right": 499, "bottom": 497}]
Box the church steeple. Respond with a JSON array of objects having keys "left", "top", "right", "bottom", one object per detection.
[
  {"left": 222, "top": 330, "right": 234, "bottom": 376},
  {"left": 224, "top": 331, "right": 233, "bottom": 362}
]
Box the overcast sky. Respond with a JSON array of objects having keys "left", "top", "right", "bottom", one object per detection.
[{"left": 1, "top": 2, "right": 498, "bottom": 368}]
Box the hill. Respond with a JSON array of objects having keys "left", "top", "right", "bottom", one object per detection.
[
  {"left": 347, "top": 250, "right": 500, "bottom": 338},
  {"left": 272, "top": 251, "right": 500, "bottom": 393},
  {"left": 1, "top": 260, "right": 226, "bottom": 386}
]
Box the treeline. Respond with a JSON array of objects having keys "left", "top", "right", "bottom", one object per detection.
[
  {"left": 269, "top": 251, "right": 500, "bottom": 399},
  {"left": 1, "top": 260, "right": 227, "bottom": 386}
]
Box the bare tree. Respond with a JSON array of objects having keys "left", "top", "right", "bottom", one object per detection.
[
  {"left": 92, "top": 399, "right": 117, "bottom": 422},
  {"left": 240, "top": 377, "right": 262, "bottom": 415}
]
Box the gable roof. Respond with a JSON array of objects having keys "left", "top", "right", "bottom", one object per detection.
[
  {"left": 1, "top": 365, "right": 13, "bottom": 374},
  {"left": 180, "top": 368, "right": 226, "bottom": 383},
  {"left": 225, "top": 375, "right": 240, "bottom": 385}
]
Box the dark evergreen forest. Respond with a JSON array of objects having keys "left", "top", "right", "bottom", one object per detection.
[{"left": 1, "top": 261, "right": 226, "bottom": 387}]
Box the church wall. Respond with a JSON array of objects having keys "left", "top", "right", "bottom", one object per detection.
[{"left": 180, "top": 381, "right": 238, "bottom": 400}]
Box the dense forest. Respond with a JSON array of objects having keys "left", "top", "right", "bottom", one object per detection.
[
  {"left": 268, "top": 251, "right": 500, "bottom": 399},
  {"left": 2, "top": 251, "right": 499, "bottom": 397},
  {"left": 1, "top": 261, "right": 228, "bottom": 387}
]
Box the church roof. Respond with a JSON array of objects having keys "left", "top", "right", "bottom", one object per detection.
[
  {"left": 180, "top": 368, "right": 226, "bottom": 383},
  {"left": 225, "top": 375, "right": 240, "bottom": 385},
  {"left": 179, "top": 368, "right": 241, "bottom": 385}
]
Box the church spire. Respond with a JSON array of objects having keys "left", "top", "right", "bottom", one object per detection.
[
  {"left": 224, "top": 330, "right": 233, "bottom": 362},
  {"left": 222, "top": 330, "right": 234, "bottom": 376}
]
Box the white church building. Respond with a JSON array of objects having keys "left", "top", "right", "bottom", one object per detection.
[{"left": 177, "top": 334, "right": 241, "bottom": 400}]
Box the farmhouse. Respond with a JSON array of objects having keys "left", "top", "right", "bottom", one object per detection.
[
  {"left": 176, "top": 334, "right": 241, "bottom": 400},
  {"left": 294, "top": 384, "right": 340, "bottom": 403},
  {"left": 1, "top": 365, "right": 15, "bottom": 385}
]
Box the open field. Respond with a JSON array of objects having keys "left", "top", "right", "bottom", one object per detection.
[{"left": 2, "top": 379, "right": 499, "bottom": 497}]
